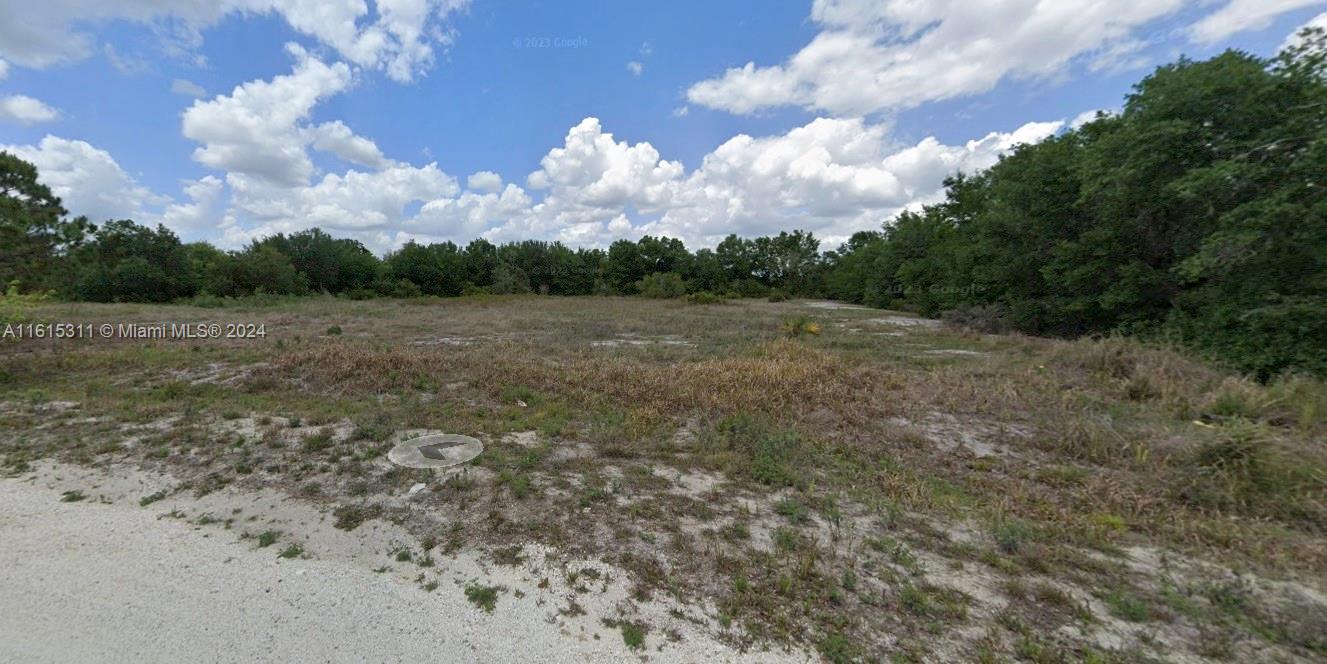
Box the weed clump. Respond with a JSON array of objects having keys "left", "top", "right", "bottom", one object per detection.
[
  {"left": 686, "top": 291, "right": 726, "bottom": 305},
  {"left": 465, "top": 583, "right": 501, "bottom": 612},
  {"left": 301, "top": 430, "right": 334, "bottom": 452},
  {"left": 702, "top": 413, "right": 804, "bottom": 488},
  {"left": 817, "top": 633, "right": 861, "bottom": 664},
  {"left": 332, "top": 504, "right": 382, "bottom": 531},
  {"left": 351, "top": 414, "right": 395, "bottom": 442},
  {"left": 779, "top": 315, "right": 820, "bottom": 338},
  {"left": 603, "top": 619, "right": 647, "bottom": 650},
  {"left": 1173, "top": 420, "right": 1325, "bottom": 527}
]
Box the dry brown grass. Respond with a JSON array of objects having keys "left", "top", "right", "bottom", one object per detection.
[{"left": 273, "top": 338, "right": 861, "bottom": 420}]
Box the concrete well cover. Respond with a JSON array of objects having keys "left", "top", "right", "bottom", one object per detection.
[{"left": 388, "top": 434, "right": 483, "bottom": 469}]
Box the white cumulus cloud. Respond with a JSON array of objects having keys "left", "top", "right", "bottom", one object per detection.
[
  {"left": 0, "top": 94, "right": 60, "bottom": 124},
  {"left": 687, "top": 0, "right": 1184, "bottom": 116},
  {"left": 160, "top": 176, "right": 225, "bottom": 230},
  {"left": 182, "top": 44, "right": 355, "bottom": 186},
  {"left": 466, "top": 170, "right": 502, "bottom": 193},
  {"left": 0, "top": 0, "right": 469, "bottom": 82},
  {"left": 308, "top": 120, "right": 391, "bottom": 169},
  {"left": 479, "top": 115, "right": 1063, "bottom": 249},
  {"left": 1, "top": 135, "right": 165, "bottom": 222}
]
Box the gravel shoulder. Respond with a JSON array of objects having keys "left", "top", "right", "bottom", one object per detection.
[{"left": 0, "top": 464, "right": 805, "bottom": 664}]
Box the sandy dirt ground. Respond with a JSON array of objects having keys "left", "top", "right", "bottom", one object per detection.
[{"left": 0, "top": 465, "right": 807, "bottom": 664}]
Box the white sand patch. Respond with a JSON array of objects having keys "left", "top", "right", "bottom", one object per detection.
[
  {"left": 654, "top": 467, "right": 727, "bottom": 498},
  {"left": 503, "top": 430, "right": 541, "bottom": 448},
  {"left": 866, "top": 315, "right": 941, "bottom": 328},
  {"left": 3, "top": 461, "right": 809, "bottom": 663},
  {"left": 803, "top": 301, "right": 869, "bottom": 310},
  {"left": 888, "top": 412, "right": 1030, "bottom": 458},
  {"left": 590, "top": 333, "right": 694, "bottom": 348}
]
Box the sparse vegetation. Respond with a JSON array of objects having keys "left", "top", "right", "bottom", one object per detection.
[
  {"left": 464, "top": 583, "right": 501, "bottom": 612},
  {"left": 3, "top": 287, "right": 1326, "bottom": 662},
  {"left": 604, "top": 619, "right": 647, "bottom": 650},
  {"left": 332, "top": 504, "right": 380, "bottom": 531}
]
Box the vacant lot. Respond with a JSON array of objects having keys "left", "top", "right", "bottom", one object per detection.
[{"left": 3, "top": 295, "right": 1325, "bottom": 662}]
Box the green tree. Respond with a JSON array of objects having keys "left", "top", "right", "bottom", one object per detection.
[
  {"left": 463, "top": 238, "right": 499, "bottom": 288},
  {"left": 0, "top": 152, "right": 92, "bottom": 291},
  {"left": 71, "top": 220, "right": 195, "bottom": 302},
  {"left": 386, "top": 241, "right": 466, "bottom": 296},
  {"left": 604, "top": 239, "right": 645, "bottom": 294},
  {"left": 231, "top": 244, "right": 308, "bottom": 295}
]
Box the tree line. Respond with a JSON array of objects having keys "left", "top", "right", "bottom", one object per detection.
[
  {"left": 826, "top": 31, "right": 1327, "bottom": 379},
  {"left": 2, "top": 32, "right": 1323, "bottom": 377},
  {"left": 0, "top": 162, "right": 828, "bottom": 303}
]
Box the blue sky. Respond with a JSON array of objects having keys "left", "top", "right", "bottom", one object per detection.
[{"left": 1, "top": 0, "right": 1325, "bottom": 253}]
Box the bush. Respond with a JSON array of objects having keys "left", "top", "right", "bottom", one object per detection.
[
  {"left": 341, "top": 287, "right": 377, "bottom": 300},
  {"left": 374, "top": 278, "right": 422, "bottom": 298},
  {"left": 732, "top": 278, "right": 768, "bottom": 298},
  {"left": 767, "top": 288, "right": 790, "bottom": 302},
  {"left": 941, "top": 304, "right": 1012, "bottom": 334},
  {"left": 780, "top": 316, "right": 821, "bottom": 338},
  {"left": 704, "top": 414, "right": 803, "bottom": 487},
  {"left": 686, "top": 291, "right": 726, "bottom": 305},
  {"left": 0, "top": 281, "right": 49, "bottom": 325},
  {"left": 490, "top": 262, "right": 532, "bottom": 295},
  {"left": 635, "top": 272, "right": 686, "bottom": 299},
  {"left": 1172, "top": 420, "right": 1324, "bottom": 527}
]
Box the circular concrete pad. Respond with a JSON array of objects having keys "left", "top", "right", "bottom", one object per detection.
[{"left": 388, "top": 434, "right": 483, "bottom": 469}]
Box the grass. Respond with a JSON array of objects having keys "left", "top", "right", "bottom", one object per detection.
[
  {"left": 1104, "top": 588, "right": 1153, "bottom": 623},
  {"left": 464, "top": 583, "right": 501, "bottom": 612},
  {"left": 603, "top": 619, "right": 647, "bottom": 650},
  {"left": 491, "top": 545, "right": 526, "bottom": 567},
  {"left": 60, "top": 490, "right": 86, "bottom": 502},
  {"left": 619, "top": 622, "right": 646, "bottom": 650},
  {"left": 4, "top": 296, "right": 1327, "bottom": 662},
  {"left": 256, "top": 530, "right": 279, "bottom": 548},
  {"left": 332, "top": 504, "right": 380, "bottom": 531}
]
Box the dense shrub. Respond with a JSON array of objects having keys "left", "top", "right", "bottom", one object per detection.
[
  {"left": 823, "top": 32, "right": 1327, "bottom": 378},
  {"left": 636, "top": 272, "right": 687, "bottom": 299},
  {"left": 0, "top": 280, "right": 49, "bottom": 324},
  {"left": 940, "top": 305, "right": 1012, "bottom": 334},
  {"left": 686, "top": 291, "right": 726, "bottom": 305}
]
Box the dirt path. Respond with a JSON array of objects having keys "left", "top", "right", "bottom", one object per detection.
[{"left": 0, "top": 470, "right": 802, "bottom": 663}]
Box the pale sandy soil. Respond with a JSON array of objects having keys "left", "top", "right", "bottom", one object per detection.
[{"left": 0, "top": 462, "right": 810, "bottom": 664}]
